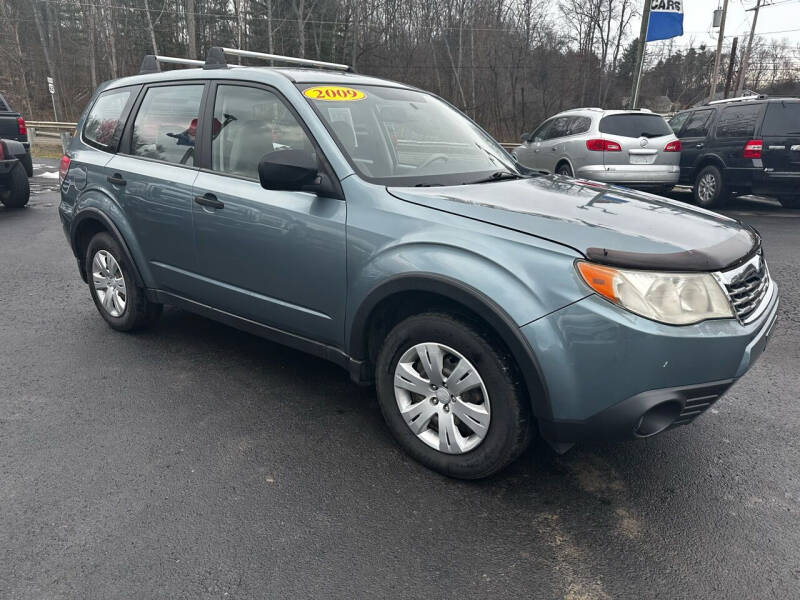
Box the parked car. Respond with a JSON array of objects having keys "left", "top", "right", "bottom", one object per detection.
[
  {"left": 0, "top": 92, "right": 32, "bottom": 176},
  {"left": 669, "top": 95, "right": 800, "bottom": 208},
  {"left": 59, "top": 49, "right": 778, "bottom": 479},
  {"left": 514, "top": 108, "right": 681, "bottom": 193},
  {"left": 0, "top": 93, "right": 32, "bottom": 208}
]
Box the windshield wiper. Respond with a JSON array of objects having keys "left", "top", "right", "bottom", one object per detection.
[{"left": 466, "top": 171, "right": 525, "bottom": 185}]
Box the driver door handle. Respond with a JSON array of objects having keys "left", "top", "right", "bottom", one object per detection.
[{"left": 194, "top": 193, "right": 224, "bottom": 210}]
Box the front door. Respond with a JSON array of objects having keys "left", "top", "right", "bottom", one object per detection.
[{"left": 190, "top": 83, "right": 347, "bottom": 346}]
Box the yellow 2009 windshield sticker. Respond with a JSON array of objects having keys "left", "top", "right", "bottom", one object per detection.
[{"left": 303, "top": 86, "right": 366, "bottom": 101}]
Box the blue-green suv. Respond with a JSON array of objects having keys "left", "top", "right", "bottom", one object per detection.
[{"left": 58, "top": 48, "right": 779, "bottom": 478}]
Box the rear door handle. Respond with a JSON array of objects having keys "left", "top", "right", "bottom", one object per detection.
[
  {"left": 107, "top": 174, "right": 126, "bottom": 186},
  {"left": 194, "top": 193, "right": 224, "bottom": 210}
]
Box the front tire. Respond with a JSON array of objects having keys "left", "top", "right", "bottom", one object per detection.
[
  {"left": 375, "top": 313, "right": 533, "bottom": 479},
  {"left": 0, "top": 162, "right": 30, "bottom": 208},
  {"left": 85, "top": 232, "right": 162, "bottom": 331},
  {"left": 693, "top": 165, "right": 729, "bottom": 208}
]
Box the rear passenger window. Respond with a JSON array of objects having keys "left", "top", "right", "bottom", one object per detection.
[
  {"left": 84, "top": 89, "right": 132, "bottom": 149},
  {"left": 547, "top": 117, "right": 571, "bottom": 140},
  {"left": 131, "top": 85, "right": 204, "bottom": 166},
  {"left": 210, "top": 84, "right": 315, "bottom": 180},
  {"left": 716, "top": 105, "right": 761, "bottom": 138},
  {"left": 681, "top": 110, "right": 713, "bottom": 138},
  {"left": 761, "top": 102, "right": 800, "bottom": 136}
]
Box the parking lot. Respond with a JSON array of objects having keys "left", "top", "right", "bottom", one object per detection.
[{"left": 1, "top": 164, "right": 798, "bottom": 599}]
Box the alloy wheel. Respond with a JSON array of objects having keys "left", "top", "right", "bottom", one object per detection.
[
  {"left": 698, "top": 173, "right": 717, "bottom": 204},
  {"left": 91, "top": 250, "right": 127, "bottom": 318},
  {"left": 393, "top": 342, "right": 491, "bottom": 454}
]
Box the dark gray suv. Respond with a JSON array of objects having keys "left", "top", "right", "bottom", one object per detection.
[{"left": 58, "top": 49, "right": 779, "bottom": 478}]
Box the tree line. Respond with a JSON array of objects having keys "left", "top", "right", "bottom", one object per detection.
[{"left": 0, "top": 0, "right": 797, "bottom": 139}]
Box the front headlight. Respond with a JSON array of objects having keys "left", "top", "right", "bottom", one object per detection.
[{"left": 576, "top": 261, "right": 734, "bottom": 325}]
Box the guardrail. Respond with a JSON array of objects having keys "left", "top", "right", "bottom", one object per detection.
[{"left": 26, "top": 121, "right": 78, "bottom": 153}]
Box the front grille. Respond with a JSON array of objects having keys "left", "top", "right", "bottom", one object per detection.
[{"left": 721, "top": 254, "right": 770, "bottom": 322}]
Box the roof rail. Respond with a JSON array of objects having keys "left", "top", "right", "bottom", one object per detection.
[
  {"left": 139, "top": 55, "right": 204, "bottom": 74},
  {"left": 707, "top": 94, "right": 766, "bottom": 105},
  {"left": 206, "top": 47, "right": 353, "bottom": 72}
]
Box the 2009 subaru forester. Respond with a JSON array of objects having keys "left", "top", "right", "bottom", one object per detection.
[{"left": 58, "top": 47, "right": 779, "bottom": 479}]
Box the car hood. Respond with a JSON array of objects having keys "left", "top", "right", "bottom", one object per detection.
[{"left": 387, "top": 175, "right": 758, "bottom": 272}]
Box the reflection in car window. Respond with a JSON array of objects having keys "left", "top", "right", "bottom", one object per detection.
[
  {"left": 131, "top": 85, "right": 204, "bottom": 166},
  {"left": 570, "top": 116, "right": 592, "bottom": 135},
  {"left": 532, "top": 119, "right": 554, "bottom": 142},
  {"left": 84, "top": 89, "right": 131, "bottom": 148},
  {"left": 547, "top": 117, "right": 571, "bottom": 140},
  {"left": 211, "top": 85, "right": 314, "bottom": 180},
  {"left": 300, "top": 83, "right": 518, "bottom": 187},
  {"left": 681, "top": 110, "right": 713, "bottom": 138},
  {"left": 716, "top": 104, "right": 761, "bottom": 138}
]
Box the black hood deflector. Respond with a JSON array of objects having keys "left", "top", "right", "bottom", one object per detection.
[{"left": 586, "top": 226, "right": 760, "bottom": 272}]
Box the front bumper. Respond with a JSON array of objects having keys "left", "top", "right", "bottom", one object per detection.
[
  {"left": 577, "top": 164, "right": 680, "bottom": 186},
  {"left": 524, "top": 282, "right": 779, "bottom": 445}
]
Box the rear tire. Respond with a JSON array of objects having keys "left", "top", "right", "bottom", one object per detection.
[
  {"left": 556, "top": 162, "right": 573, "bottom": 177},
  {"left": 20, "top": 152, "right": 33, "bottom": 178},
  {"left": 778, "top": 196, "right": 800, "bottom": 209},
  {"left": 85, "top": 232, "right": 162, "bottom": 332},
  {"left": 0, "top": 162, "right": 30, "bottom": 208},
  {"left": 375, "top": 312, "right": 533, "bottom": 479},
  {"left": 693, "top": 165, "right": 729, "bottom": 208}
]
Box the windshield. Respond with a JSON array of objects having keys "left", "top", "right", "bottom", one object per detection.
[
  {"left": 298, "top": 83, "right": 520, "bottom": 186},
  {"left": 599, "top": 113, "right": 673, "bottom": 138}
]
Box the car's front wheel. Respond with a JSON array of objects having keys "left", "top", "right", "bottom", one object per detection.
[
  {"left": 693, "top": 165, "right": 729, "bottom": 208},
  {"left": 85, "top": 232, "right": 162, "bottom": 331},
  {"left": 375, "top": 312, "right": 533, "bottom": 479}
]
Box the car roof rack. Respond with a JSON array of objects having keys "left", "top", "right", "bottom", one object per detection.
[
  {"left": 139, "top": 55, "right": 204, "bottom": 74},
  {"left": 205, "top": 47, "right": 353, "bottom": 72},
  {"left": 707, "top": 94, "right": 766, "bottom": 105},
  {"left": 139, "top": 47, "right": 354, "bottom": 75}
]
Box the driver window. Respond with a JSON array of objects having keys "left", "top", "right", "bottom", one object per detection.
[
  {"left": 211, "top": 84, "right": 314, "bottom": 180},
  {"left": 131, "top": 84, "right": 204, "bottom": 166}
]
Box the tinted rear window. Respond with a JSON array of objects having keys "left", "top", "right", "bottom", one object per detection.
[
  {"left": 715, "top": 104, "right": 761, "bottom": 138},
  {"left": 599, "top": 114, "right": 672, "bottom": 138},
  {"left": 761, "top": 102, "right": 800, "bottom": 136}
]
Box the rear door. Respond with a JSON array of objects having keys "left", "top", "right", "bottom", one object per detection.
[
  {"left": 107, "top": 82, "right": 205, "bottom": 294},
  {"left": 676, "top": 109, "right": 715, "bottom": 182},
  {"left": 598, "top": 112, "right": 676, "bottom": 169},
  {"left": 710, "top": 102, "right": 764, "bottom": 191},
  {"left": 758, "top": 100, "right": 800, "bottom": 194}
]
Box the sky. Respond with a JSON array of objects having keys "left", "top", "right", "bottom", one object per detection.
[{"left": 654, "top": 0, "right": 800, "bottom": 48}]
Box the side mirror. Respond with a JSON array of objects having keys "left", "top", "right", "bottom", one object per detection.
[
  {"left": 520, "top": 132, "right": 531, "bottom": 143},
  {"left": 258, "top": 149, "right": 319, "bottom": 191}
]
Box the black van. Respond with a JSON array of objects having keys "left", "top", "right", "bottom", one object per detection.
[{"left": 669, "top": 96, "right": 800, "bottom": 208}]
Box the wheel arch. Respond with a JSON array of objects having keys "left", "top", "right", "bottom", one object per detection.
[
  {"left": 348, "top": 274, "right": 552, "bottom": 420},
  {"left": 694, "top": 153, "right": 726, "bottom": 177},
  {"left": 555, "top": 158, "right": 574, "bottom": 175},
  {"left": 71, "top": 208, "right": 145, "bottom": 287}
]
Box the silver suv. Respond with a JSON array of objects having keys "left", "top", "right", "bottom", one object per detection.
[{"left": 514, "top": 108, "right": 681, "bottom": 193}]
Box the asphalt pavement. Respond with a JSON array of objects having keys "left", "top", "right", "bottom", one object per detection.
[{"left": 1, "top": 163, "right": 798, "bottom": 599}]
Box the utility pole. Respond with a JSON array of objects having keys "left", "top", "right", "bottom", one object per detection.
[
  {"left": 630, "top": 0, "right": 651, "bottom": 109},
  {"left": 709, "top": 0, "right": 729, "bottom": 102},
  {"left": 724, "top": 37, "right": 738, "bottom": 99},
  {"left": 735, "top": 0, "right": 762, "bottom": 97}
]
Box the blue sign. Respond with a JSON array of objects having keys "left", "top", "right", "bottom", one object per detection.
[{"left": 647, "top": 1, "right": 684, "bottom": 42}]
